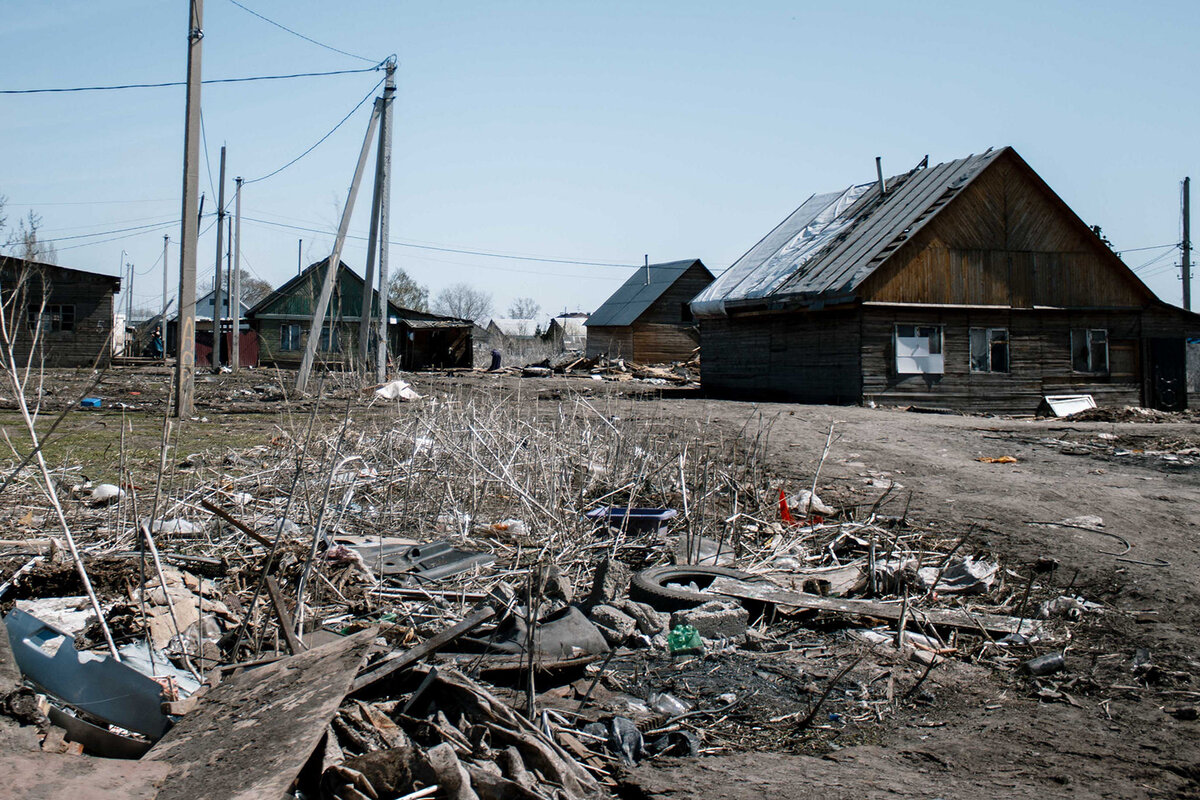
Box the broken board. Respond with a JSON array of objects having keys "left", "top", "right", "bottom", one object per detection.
[
  {"left": 707, "top": 577, "right": 1039, "bottom": 637},
  {"left": 144, "top": 627, "right": 377, "bottom": 800}
]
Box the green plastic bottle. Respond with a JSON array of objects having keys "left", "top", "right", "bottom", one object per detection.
[{"left": 667, "top": 624, "right": 703, "bottom": 656}]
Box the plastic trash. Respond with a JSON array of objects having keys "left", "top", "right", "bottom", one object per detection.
[
  {"left": 667, "top": 624, "right": 703, "bottom": 656},
  {"left": 648, "top": 691, "right": 690, "bottom": 717},
  {"left": 608, "top": 717, "right": 644, "bottom": 765}
]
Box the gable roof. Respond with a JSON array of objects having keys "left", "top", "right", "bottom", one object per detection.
[
  {"left": 0, "top": 256, "right": 122, "bottom": 290},
  {"left": 587, "top": 259, "right": 712, "bottom": 327},
  {"left": 692, "top": 150, "right": 1009, "bottom": 316},
  {"left": 487, "top": 317, "right": 542, "bottom": 337},
  {"left": 246, "top": 258, "right": 468, "bottom": 326},
  {"left": 168, "top": 288, "right": 251, "bottom": 322}
]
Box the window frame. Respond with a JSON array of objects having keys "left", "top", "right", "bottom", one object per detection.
[
  {"left": 1070, "top": 328, "right": 1109, "bottom": 374},
  {"left": 894, "top": 323, "right": 944, "bottom": 375},
  {"left": 28, "top": 303, "right": 75, "bottom": 333},
  {"left": 969, "top": 327, "right": 1010, "bottom": 374},
  {"left": 280, "top": 323, "right": 302, "bottom": 351}
]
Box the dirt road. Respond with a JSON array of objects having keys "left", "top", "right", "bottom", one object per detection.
[{"left": 626, "top": 399, "right": 1200, "bottom": 799}]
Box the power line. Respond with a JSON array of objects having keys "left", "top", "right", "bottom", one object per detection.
[
  {"left": 225, "top": 0, "right": 379, "bottom": 65},
  {"left": 243, "top": 76, "right": 385, "bottom": 185},
  {"left": 54, "top": 220, "right": 179, "bottom": 253},
  {"left": 0, "top": 65, "right": 381, "bottom": 95},
  {"left": 40, "top": 219, "right": 183, "bottom": 244},
  {"left": 1118, "top": 242, "right": 1178, "bottom": 254},
  {"left": 200, "top": 110, "right": 218, "bottom": 204},
  {"left": 239, "top": 215, "right": 640, "bottom": 268}
]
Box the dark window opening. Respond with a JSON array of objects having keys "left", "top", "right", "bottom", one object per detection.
[
  {"left": 970, "top": 328, "right": 1009, "bottom": 373},
  {"left": 280, "top": 324, "right": 302, "bottom": 351},
  {"left": 680, "top": 302, "right": 693, "bottom": 323},
  {"left": 1071, "top": 328, "right": 1108, "bottom": 373}
]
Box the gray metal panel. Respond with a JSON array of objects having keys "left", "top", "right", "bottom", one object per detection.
[
  {"left": 586, "top": 260, "right": 702, "bottom": 327},
  {"left": 695, "top": 149, "right": 1007, "bottom": 313},
  {"left": 779, "top": 155, "right": 988, "bottom": 296}
]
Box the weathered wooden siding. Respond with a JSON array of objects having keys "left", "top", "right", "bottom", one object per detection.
[
  {"left": 255, "top": 318, "right": 364, "bottom": 369},
  {"left": 860, "top": 306, "right": 1145, "bottom": 412},
  {"left": 586, "top": 326, "right": 633, "bottom": 359},
  {"left": 11, "top": 276, "right": 117, "bottom": 368},
  {"left": 863, "top": 150, "right": 1152, "bottom": 309},
  {"left": 631, "top": 323, "right": 699, "bottom": 363},
  {"left": 701, "top": 309, "right": 861, "bottom": 402}
]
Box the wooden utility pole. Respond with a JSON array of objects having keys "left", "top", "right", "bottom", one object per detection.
[
  {"left": 375, "top": 60, "right": 396, "bottom": 383},
  {"left": 1183, "top": 176, "right": 1191, "bottom": 311},
  {"left": 357, "top": 98, "right": 385, "bottom": 374},
  {"left": 211, "top": 145, "right": 226, "bottom": 370},
  {"left": 295, "top": 101, "right": 383, "bottom": 392},
  {"left": 161, "top": 235, "right": 169, "bottom": 328},
  {"left": 232, "top": 177, "right": 242, "bottom": 370},
  {"left": 175, "top": 0, "right": 203, "bottom": 417}
]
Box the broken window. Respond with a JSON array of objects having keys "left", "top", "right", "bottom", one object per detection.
[
  {"left": 969, "top": 328, "right": 1009, "bottom": 373},
  {"left": 1071, "top": 328, "right": 1108, "bottom": 373},
  {"left": 894, "top": 324, "right": 943, "bottom": 374},
  {"left": 28, "top": 304, "right": 75, "bottom": 332},
  {"left": 280, "top": 324, "right": 301, "bottom": 351}
]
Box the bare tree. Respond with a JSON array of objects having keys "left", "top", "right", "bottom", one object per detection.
[
  {"left": 202, "top": 268, "right": 272, "bottom": 306},
  {"left": 433, "top": 283, "right": 492, "bottom": 322},
  {"left": 0, "top": 197, "right": 57, "bottom": 264},
  {"left": 507, "top": 296, "right": 540, "bottom": 319},
  {"left": 388, "top": 268, "right": 429, "bottom": 311}
]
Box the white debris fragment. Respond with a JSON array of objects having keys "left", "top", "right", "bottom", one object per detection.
[
  {"left": 90, "top": 483, "right": 124, "bottom": 504},
  {"left": 374, "top": 379, "right": 421, "bottom": 402}
]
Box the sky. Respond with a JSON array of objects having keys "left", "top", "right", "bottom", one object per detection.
[{"left": 1, "top": 0, "right": 1197, "bottom": 320}]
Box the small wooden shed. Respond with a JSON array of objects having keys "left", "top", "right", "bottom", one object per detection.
[
  {"left": 692, "top": 147, "right": 1200, "bottom": 411},
  {"left": 0, "top": 256, "right": 121, "bottom": 367},
  {"left": 585, "top": 259, "right": 713, "bottom": 362}
]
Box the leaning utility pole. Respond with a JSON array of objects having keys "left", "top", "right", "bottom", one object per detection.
[
  {"left": 1183, "top": 176, "right": 1192, "bottom": 312},
  {"left": 295, "top": 100, "right": 383, "bottom": 392},
  {"left": 211, "top": 145, "right": 226, "bottom": 370},
  {"left": 375, "top": 60, "right": 396, "bottom": 383},
  {"left": 357, "top": 97, "right": 386, "bottom": 374},
  {"left": 232, "top": 177, "right": 242, "bottom": 371},
  {"left": 175, "top": 0, "right": 203, "bottom": 417}
]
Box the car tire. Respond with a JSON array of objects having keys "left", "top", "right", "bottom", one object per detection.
[{"left": 630, "top": 565, "right": 756, "bottom": 611}]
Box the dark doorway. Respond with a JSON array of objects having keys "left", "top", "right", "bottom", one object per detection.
[{"left": 1148, "top": 338, "right": 1187, "bottom": 411}]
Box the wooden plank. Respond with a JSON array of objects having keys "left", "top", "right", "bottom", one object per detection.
[
  {"left": 350, "top": 606, "right": 495, "bottom": 694},
  {"left": 200, "top": 498, "right": 275, "bottom": 548},
  {"left": 265, "top": 576, "right": 305, "bottom": 655},
  {"left": 144, "top": 628, "right": 377, "bottom": 800},
  {"left": 707, "top": 577, "right": 1038, "bottom": 637}
]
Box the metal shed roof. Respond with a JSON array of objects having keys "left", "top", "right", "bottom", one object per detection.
[
  {"left": 691, "top": 150, "right": 1006, "bottom": 316},
  {"left": 586, "top": 259, "right": 707, "bottom": 328}
]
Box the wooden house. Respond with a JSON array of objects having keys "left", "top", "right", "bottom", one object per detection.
[
  {"left": 692, "top": 147, "right": 1199, "bottom": 412},
  {"left": 247, "top": 258, "right": 473, "bottom": 370},
  {"left": 545, "top": 315, "right": 587, "bottom": 350},
  {"left": 585, "top": 259, "right": 714, "bottom": 362},
  {"left": 165, "top": 288, "right": 255, "bottom": 367},
  {"left": 0, "top": 256, "right": 121, "bottom": 367}
]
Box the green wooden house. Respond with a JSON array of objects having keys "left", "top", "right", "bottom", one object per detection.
[{"left": 246, "top": 258, "right": 473, "bottom": 370}]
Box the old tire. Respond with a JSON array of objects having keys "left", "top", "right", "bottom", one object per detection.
[{"left": 630, "top": 565, "right": 755, "bottom": 611}]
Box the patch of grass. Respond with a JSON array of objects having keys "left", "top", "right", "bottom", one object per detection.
[{"left": 0, "top": 409, "right": 285, "bottom": 484}]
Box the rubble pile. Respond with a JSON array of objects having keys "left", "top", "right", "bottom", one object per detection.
[{"left": 0, "top": 388, "right": 1089, "bottom": 798}]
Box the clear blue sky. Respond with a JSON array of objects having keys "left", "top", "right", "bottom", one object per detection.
[{"left": 2, "top": 1, "right": 1196, "bottom": 318}]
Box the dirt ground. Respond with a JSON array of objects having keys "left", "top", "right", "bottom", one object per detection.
[
  {"left": 619, "top": 397, "right": 1200, "bottom": 800},
  {"left": 2, "top": 366, "right": 1199, "bottom": 798}
]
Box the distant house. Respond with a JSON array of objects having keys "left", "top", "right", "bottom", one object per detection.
[
  {"left": 692, "top": 147, "right": 1200, "bottom": 411},
  {"left": 165, "top": 288, "right": 254, "bottom": 367},
  {"left": 246, "top": 258, "right": 473, "bottom": 370},
  {"left": 585, "top": 259, "right": 714, "bottom": 362},
  {"left": 486, "top": 318, "right": 542, "bottom": 343},
  {"left": 545, "top": 315, "right": 587, "bottom": 350},
  {"left": 0, "top": 256, "right": 121, "bottom": 367}
]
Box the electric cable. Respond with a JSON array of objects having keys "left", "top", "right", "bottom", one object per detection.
[
  {"left": 225, "top": 0, "right": 379, "bottom": 65},
  {"left": 243, "top": 76, "right": 385, "bottom": 185},
  {"left": 1, "top": 65, "right": 381, "bottom": 95}
]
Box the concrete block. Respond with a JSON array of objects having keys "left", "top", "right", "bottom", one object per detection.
[
  {"left": 589, "top": 604, "right": 637, "bottom": 646},
  {"left": 587, "top": 557, "right": 631, "bottom": 607},
  {"left": 670, "top": 600, "right": 748, "bottom": 639}
]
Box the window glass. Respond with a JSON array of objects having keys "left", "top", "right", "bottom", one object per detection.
[
  {"left": 969, "top": 329, "right": 989, "bottom": 372},
  {"left": 989, "top": 329, "right": 1009, "bottom": 373},
  {"left": 1071, "top": 328, "right": 1108, "bottom": 373},
  {"left": 280, "top": 324, "right": 301, "bottom": 351}
]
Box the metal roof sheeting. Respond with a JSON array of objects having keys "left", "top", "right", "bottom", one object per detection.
[
  {"left": 691, "top": 149, "right": 1006, "bottom": 316},
  {"left": 586, "top": 259, "right": 706, "bottom": 328}
]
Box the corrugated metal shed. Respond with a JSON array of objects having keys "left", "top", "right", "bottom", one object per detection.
[
  {"left": 586, "top": 259, "right": 705, "bottom": 327},
  {"left": 692, "top": 150, "right": 1006, "bottom": 316}
]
